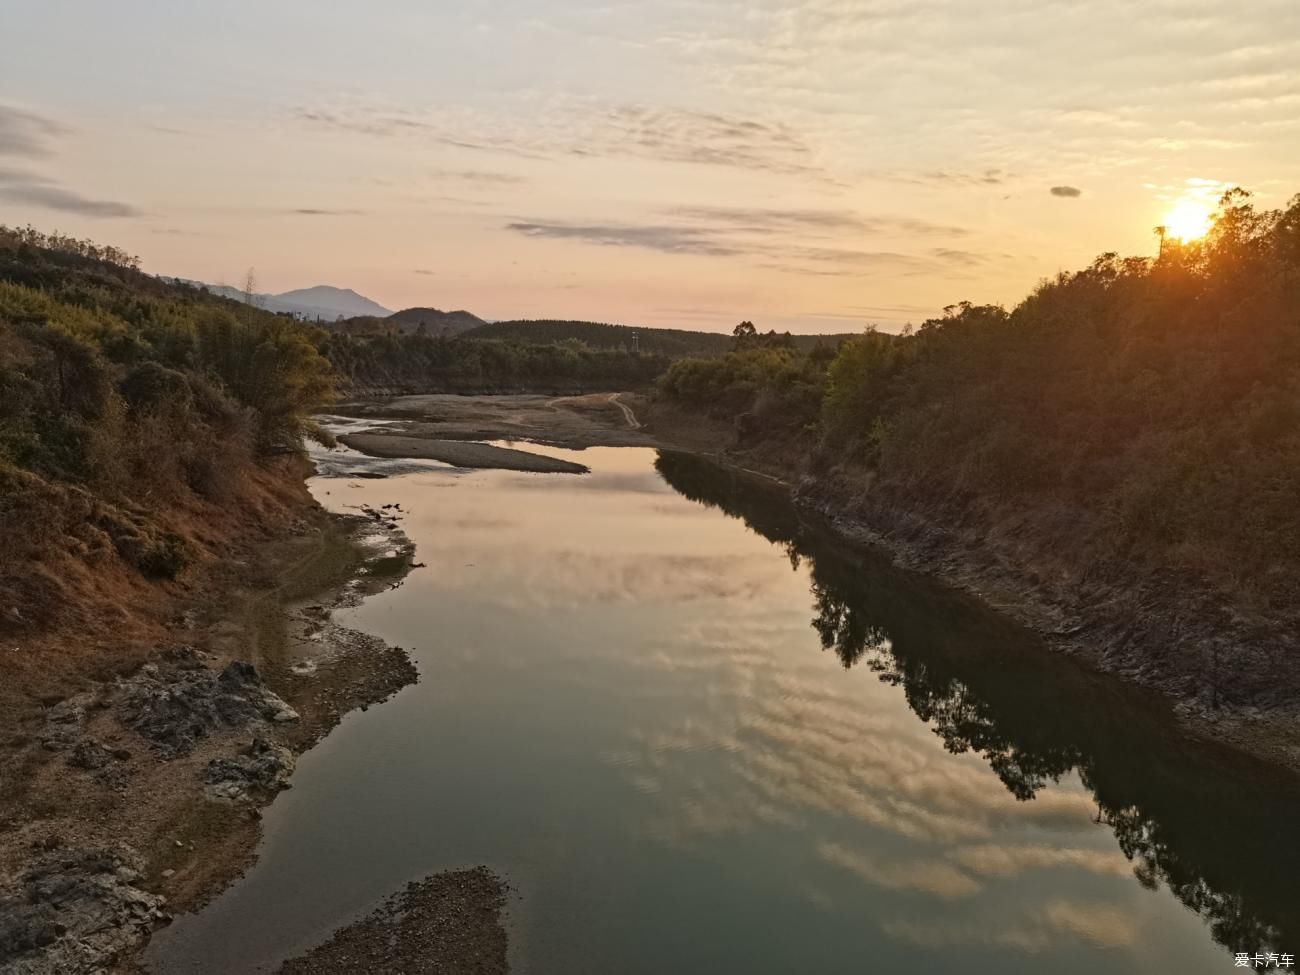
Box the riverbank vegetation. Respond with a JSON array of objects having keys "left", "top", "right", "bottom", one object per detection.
[
  {"left": 656, "top": 190, "right": 1300, "bottom": 714},
  {"left": 0, "top": 225, "right": 335, "bottom": 651}
]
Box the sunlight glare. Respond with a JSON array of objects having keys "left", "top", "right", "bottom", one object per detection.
[{"left": 1163, "top": 198, "right": 1213, "bottom": 242}]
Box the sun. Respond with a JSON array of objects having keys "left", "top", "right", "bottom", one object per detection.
[{"left": 1162, "top": 198, "right": 1213, "bottom": 242}]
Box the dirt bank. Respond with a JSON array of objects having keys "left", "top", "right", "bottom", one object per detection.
[{"left": 0, "top": 487, "right": 429, "bottom": 973}]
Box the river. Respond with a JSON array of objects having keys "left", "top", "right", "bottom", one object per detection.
[{"left": 146, "top": 438, "right": 1298, "bottom": 973}]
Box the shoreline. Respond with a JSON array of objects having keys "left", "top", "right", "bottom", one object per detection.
[
  {"left": 6, "top": 388, "right": 1295, "bottom": 972},
  {"left": 0, "top": 460, "right": 509, "bottom": 974},
  {"left": 620, "top": 393, "right": 1300, "bottom": 777}
]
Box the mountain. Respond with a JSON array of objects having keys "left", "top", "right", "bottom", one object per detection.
[
  {"left": 167, "top": 279, "right": 391, "bottom": 321},
  {"left": 273, "top": 286, "right": 391, "bottom": 320}
]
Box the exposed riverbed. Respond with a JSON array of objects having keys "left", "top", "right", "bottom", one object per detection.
[{"left": 143, "top": 414, "right": 1298, "bottom": 974}]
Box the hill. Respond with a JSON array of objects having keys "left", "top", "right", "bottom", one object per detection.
[
  {"left": 0, "top": 225, "right": 335, "bottom": 682},
  {"left": 461, "top": 319, "right": 854, "bottom": 357},
  {"left": 386, "top": 307, "right": 486, "bottom": 336}
]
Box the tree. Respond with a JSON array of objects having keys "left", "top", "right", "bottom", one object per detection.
[{"left": 733, "top": 320, "right": 757, "bottom": 350}]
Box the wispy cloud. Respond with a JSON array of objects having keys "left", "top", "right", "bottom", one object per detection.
[
  {"left": 668, "top": 206, "right": 968, "bottom": 238},
  {"left": 0, "top": 108, "right": 139, "bottom": 217},
  {"left": 506, "top": 214, "right": 997, "bottom": 279},
  {"left": 285, "top": 207, "right": 364, "bottom": 215},
  {"left": 1050, "top": 185, "right": 1083, "bottom": 198},
  {"left": 506, "top": 220, "right": 739, "bottom": 256},
  {"left": 0, "top": 104, "right": 64, "bottom": 158},
  {"left": 598, "top": 105, "right": 823, "bottom": 177},
  {"left": 905, "top": 169, "right": 1009, "bottom": 188},
  {"left": 298, "top": 101, "right": 831, "bottom": 180},
  {"left": 430, "top": 168, "right": 528, "bottom": 186},
  {"left": 0, "top": 168, "right": 141, "bottom": 218}
]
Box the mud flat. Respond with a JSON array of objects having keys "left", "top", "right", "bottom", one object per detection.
[
  {"left": 336, "top": 393, "right": 654, "bottom": 449},
  {"left": 339, "top": 434, "right": 590, "bottom": 474}
]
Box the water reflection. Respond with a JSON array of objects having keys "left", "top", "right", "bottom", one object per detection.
[{"left": 655, "top": 450, "right": 1299, "bottom": 956}]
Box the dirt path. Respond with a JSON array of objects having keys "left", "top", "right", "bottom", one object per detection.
[{"left": 607, "top": 393, "right": 641, "bottom": 429}]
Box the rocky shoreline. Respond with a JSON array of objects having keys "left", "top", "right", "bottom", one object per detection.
[
  {"left": 621, "top": 394, "right": 1300, "bottom": 776},
  {"left": 277, "top": 868, "right": 509, "bottom": 975},
  {"left": 0, "top": 504, "right": 424, "bottom": 974},
  {"left": 789, "top": 476, "right": 1300, "bottom": 773}
]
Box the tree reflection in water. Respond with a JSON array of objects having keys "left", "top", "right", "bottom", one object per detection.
[{"left": 655, "top": 450, "right": 1298, "bottom": 956}]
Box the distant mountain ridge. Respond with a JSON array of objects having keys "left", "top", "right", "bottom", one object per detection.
[{"left": 168, "top": 279, "right": 392, "bottom": 321}]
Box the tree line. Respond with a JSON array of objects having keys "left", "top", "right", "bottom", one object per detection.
[{"left": 659, "top": 190, "right": 1300, "bottom": 682}]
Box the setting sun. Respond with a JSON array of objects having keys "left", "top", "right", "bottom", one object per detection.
[{"left": 1163, "top": 198, "right": 1214, "bottom": 242}]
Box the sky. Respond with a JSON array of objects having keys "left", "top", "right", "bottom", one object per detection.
[{"left": 2, "top": 0, "right": 1298, "bottom": 333}]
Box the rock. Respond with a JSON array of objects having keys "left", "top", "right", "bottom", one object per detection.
[
  {"left": 0, "top": 845, "right": 168, "bottom": 975},
  {"left": 67, "top": 740, "right": 112, "bottom": 770},
  {"left": 118, "top": 658, "right": 298, "bottom": 758},
  {"left": 204, "top": 737, "right": 296, "bottom": 802},
  {"left": 38, "top": 694, "right": 93, "bottom": 752}
]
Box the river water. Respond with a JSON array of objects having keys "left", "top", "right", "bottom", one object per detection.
[{"left": 146, "top": 439, "right": 1298, "bottom": 974}]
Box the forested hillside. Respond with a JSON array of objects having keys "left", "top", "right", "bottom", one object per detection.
[
  {"left": 461, "top": 319, "right": 854, "bottom": 357},
  {"left": 321, "top": 331, "right": 667, "bottom": 393},
  {"left": 335, "top": 307, "right": 484, "bottom": 337},
  {"left": 655, "top": 190, "right": 1300, "bottom": 715},
  {"left": 0, "top": 226, "right": 334, "bottom": 647}
]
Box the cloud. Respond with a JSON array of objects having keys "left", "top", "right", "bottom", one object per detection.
[
  {"left": 298, "top": 101, "right": 830, "bottom": 180},
  {"left": 929, "top": 247, "right": 993, "bottom": 266},
  {"left": 1050, "top": 185, "right": 1083, "bottom": 198},
  {"left": 507, "top": 213, "right": 996, "bottom": 280},
  {"left": 948, "top": 844, "right": 1133, "bottom": 879},
  {"left": 430, "top": 168, "right": 527, "bottom": 186},
  {"left": 668, "top": 206, "right": 968, "bottom": 238},
  {"left": 0, "top": 104, "right": 64, "bottom": 158},
  {"left": 0, "top": 108, "right": 139, "bottom": 217},
  {"left": 598, "top": 105, "right": 823, "bottom": 177},
  {"left": 413, "top": 269, "right": 438, "bottom": 276},
  {"left": 506, "top": 220, "right": 739, "bottom": 256},
  {"left": 0, "top": 169, "right": 141, "bottom": 217},
  {"left": 818, "top": 842, "right": 981, "bottom": 899},
  {"left": 286, "top": 207, "right": 364, "bottom": 215},
  {"left": 912, "top": 169, "right": 1009, "bottom": 187},
  {"left": 294, "top": 107, "right": 544, "bottom": 159}
]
